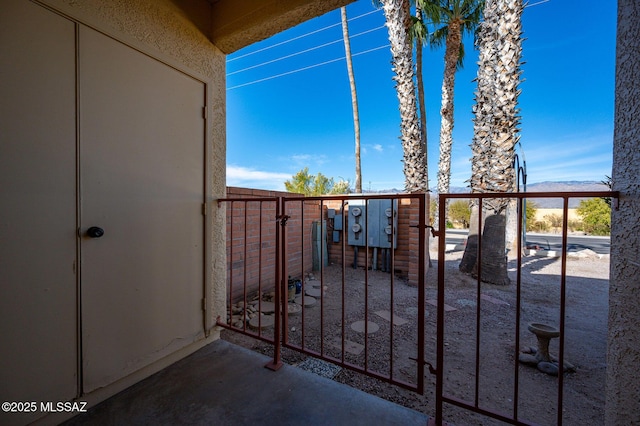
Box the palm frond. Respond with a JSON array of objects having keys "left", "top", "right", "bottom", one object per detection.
[
  {"left": 410, "top": 16, "right": 430, "bottom": 45},
  {"left": 419, "top": 0, "right": 447, "bottom": 25},
  {"left": 429, "top": 26, "right": 448, "bottom": 49}
]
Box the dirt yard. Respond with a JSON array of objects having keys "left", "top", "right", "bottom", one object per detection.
[{"left": 222, "top": 248, "right": 609, "bottom": 425}]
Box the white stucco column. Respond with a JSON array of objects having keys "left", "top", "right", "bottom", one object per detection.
[{"left": 606, "top": 1, "right": 640, "bottom": 424}]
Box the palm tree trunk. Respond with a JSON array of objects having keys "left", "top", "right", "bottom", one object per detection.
[
  {"left": 459, "top": 201, "right": 480, "bottom": 272},
  {"left": 436, "top": 20, "right": 461, "bottom": 197},
  {"left": 415, "top": 5, "right": 428, "bottom": 192},
  {"left": 341, "top": 7, "right": 362, "bottom": 193},
  {"left": 381, "top": 0, "right": 427, "bottom": 193},
  {"left": 414, "top": 4, "right": 432, "bottom": 266},
  {"left": 460, "top": 0, "right": 524, "bottom": 285},
  {"left": 435, "top": 19, "right": 462, "bottom": 228}
]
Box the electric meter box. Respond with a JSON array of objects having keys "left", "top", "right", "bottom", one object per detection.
[{"left": 347, "top": 199, "right": 398, "bottom": 248}]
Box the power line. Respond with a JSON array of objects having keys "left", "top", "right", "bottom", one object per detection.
[
  {"left": 227, "top": 1, "right": 550, "bottom": 91},
  {"left": 228, "top": 23, "right": 340, "bottom": 63},
  {"left": 227, "top": 25, "right": 386, "bottom": 76},
  {"left": 227, "top": 8, "right": 383, "bottom": 63},
  {"left": 228, "top": 39, "right": 342, "bottom": 76},
  {"left": 227, "top": 44, "right": 389, "bottom": 91},
  {"left": 526, "top": 0, "right": 551, "bottom": 8}
]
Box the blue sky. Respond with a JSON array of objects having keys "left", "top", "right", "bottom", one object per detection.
[{"left": 226, "top": 0, "right": 616, "bottom": 192}]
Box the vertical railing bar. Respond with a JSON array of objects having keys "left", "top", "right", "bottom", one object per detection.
[
  {"left": 474, "top": 197, "right": 483, "bottom": 408},
  {"left": 281, "top": 198, "right": 287, "bottom": 346},
  {"left": 257, "top": 201, "right": 263, "bottom": 332},
  {"left": 514, "top": 194, "right": 523, "bottom": 420},
  {"left": 267, "top": 201, "right": 273, "bottom": 335},
  {"left": 320, "top": 199, "right": 325, "bottom": 357},
  {"left": 228, "top": 201, "right": 234, "bottom": 329},
  {"left": 282, "top": 198, "right": 290, "bottom": 345},
  {"left": 557, "top": 196, "right": 569, "bottom": 426},
  {"left": 417, "top": 193, "right": 426, "bottom": 393},
  {"left": 277, "top": 197, "right": 285, "bottom": 362},
  {"left": 364, "top": 198, "right": 370, "bottom": 372},
  {"left": 299, "top": 198, "right": 305, "bottom": 351},
  {"left": 388, "top": 198, "right": 395, "bottom": 382},
  {"left": 435, "top": 193, "right": 448, "bottom": 425},
  {"left": 242, "top": 201, "right": 249, "bottom": 333},
  {"left": 341, "top": 199, "right": 347, "bottom": 364},
  {"left": 294, "top": 198, "right": 306, "bottom": 350},
  {"left": 266, "top": 197, "right": 283, "bottom": 370}
]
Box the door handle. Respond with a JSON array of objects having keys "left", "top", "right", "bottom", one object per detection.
[{"left": 87, "top": 226, "right": 104, "bottom": 238}]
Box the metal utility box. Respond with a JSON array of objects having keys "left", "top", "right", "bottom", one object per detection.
[
  {"left": 312, "top": 220, "right": 328, "bottom": 270},
  {"left": 347, "top": 199, "right": 398, "bottom": 248},
  {"left": 347, "top": 200, "right": 366, "bottom": 246},
  {"left": 327, "top": 208, "right": 343, "bottom": 243}
]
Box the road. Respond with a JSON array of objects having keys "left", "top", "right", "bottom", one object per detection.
[{"left": 444, "top": 229, "right": 611, "bottom": 255}]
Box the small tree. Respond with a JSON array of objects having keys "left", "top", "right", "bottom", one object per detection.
[
  {"left": 284, "top": 167, "right": 350, "bottom": 196},
  {"left": 525, "top": 201, "right": 537, "bottom": 232},
  {"left": 449, "top": 200, "right": 471, "bottom": 228},
  {"left": 330, "top": 180, "right": 351, "bottom": 195},
  {"left": 429, "top": 196, "right": 437, "bottom": 225},
  {"left": 532, "top": 220, "right": 549, "bottom": 233},
  {"left": 577, "top": 198, "right": 611, "bottom": 235},
  {"left": 568, "top": 219, "right": 584, "bottom": 233},
  {"left": 544, "top": 213, "right": 563, "bottom": 233}
]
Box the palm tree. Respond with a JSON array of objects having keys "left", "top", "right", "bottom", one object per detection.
[
  {"left": 378, "top": 0, "right": 428, "bottom": 192},
  {"left": 411, "top": 3, "right": 429, "bottom": 192},
  {"left": 422, "top": 0, "right": 484, "bottom": 225},
  {"left": 341, "top": 7, "right": 362, "bottom": 193},
  {"left": 459, "top": 0, "right": 524, "bottom": 285}
]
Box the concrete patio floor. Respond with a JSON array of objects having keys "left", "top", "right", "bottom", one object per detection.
[{"left": 63, "top": 339, "right": 429, "bottom": 426}]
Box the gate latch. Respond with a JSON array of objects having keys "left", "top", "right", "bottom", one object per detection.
[
  {"left": 409, "top": 224, "right": 441, "bottom": 237},
  {"left": 410, "top": 357, "right": 437, "bottom": 375},
  {"left": 276, "top": 214, "right": 290, "bottom": 227}
]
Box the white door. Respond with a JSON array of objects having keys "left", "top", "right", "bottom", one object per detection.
[
  {"left": 0, "top": 2, "right": 78, "bottom": 424},
  {"left": 78, "top": 27, "right": 206, "bottom": 392}
]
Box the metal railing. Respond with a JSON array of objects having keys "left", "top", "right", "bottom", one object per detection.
[
  {"left": 281, "top": 193, "right": 427, "bottom": 392},
  {"left": 217, "top": 197, "right": 281, "bottom": 349},
  {"left": 218, "top": 193, "right": 429, "bottom": 392},
  {"left": 434, "top": 190, "right": 618, "bottom": 426},
  {"left": 219, "top": 190, "right": 617, "bottom": 425}
]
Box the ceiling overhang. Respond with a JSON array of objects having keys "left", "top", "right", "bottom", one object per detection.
[{"left": 209, "top": 0, "right": 355, "bottom": 54}]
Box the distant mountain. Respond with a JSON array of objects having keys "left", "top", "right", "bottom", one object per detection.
[
  {"left": 363, "top": 188, "right": 402, "bottom": 194},
  {"left": 521, "top": 181, "right": 609, "bottom": 208},
  {"left": 367, "top": 181, "right": 609, "bottom": 208},
  {"left": 429, "top": 181, "right": 609, "bottom": 208},
  {"left": 525, "top": 181, "right": 608, "bottom": 192}
]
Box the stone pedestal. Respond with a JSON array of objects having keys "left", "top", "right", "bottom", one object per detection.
[
  {"left": 519, "top": 322, "right": 575, "bottom": 376},
  {"left": 529, "top": 323, "right": 560, "bottom": 362}
]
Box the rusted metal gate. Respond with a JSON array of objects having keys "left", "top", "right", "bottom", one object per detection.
[
  {"left": 219, "top": 190, "right": 616, "bottom": 425},
  {"left": 218, "top": 193, "right": 428, "bottom": 393},
  {"left": 433, "top": 191, "right": 617, "bottom": 426}
]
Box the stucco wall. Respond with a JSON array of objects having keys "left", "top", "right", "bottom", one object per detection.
[
  {"left": 39, "top": 0, "right": 228, "bottom": 333},
  {"left": 606, "top": 1, "right": 640, "bottom": 424}
]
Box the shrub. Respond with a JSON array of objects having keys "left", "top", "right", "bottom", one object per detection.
[{"left": 577, "top": 198, "right": 611, "bottom": 236}]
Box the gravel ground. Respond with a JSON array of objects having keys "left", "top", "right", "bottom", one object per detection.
[{"left": 222, "top": 248, "right": 609, "bottom": 426}]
